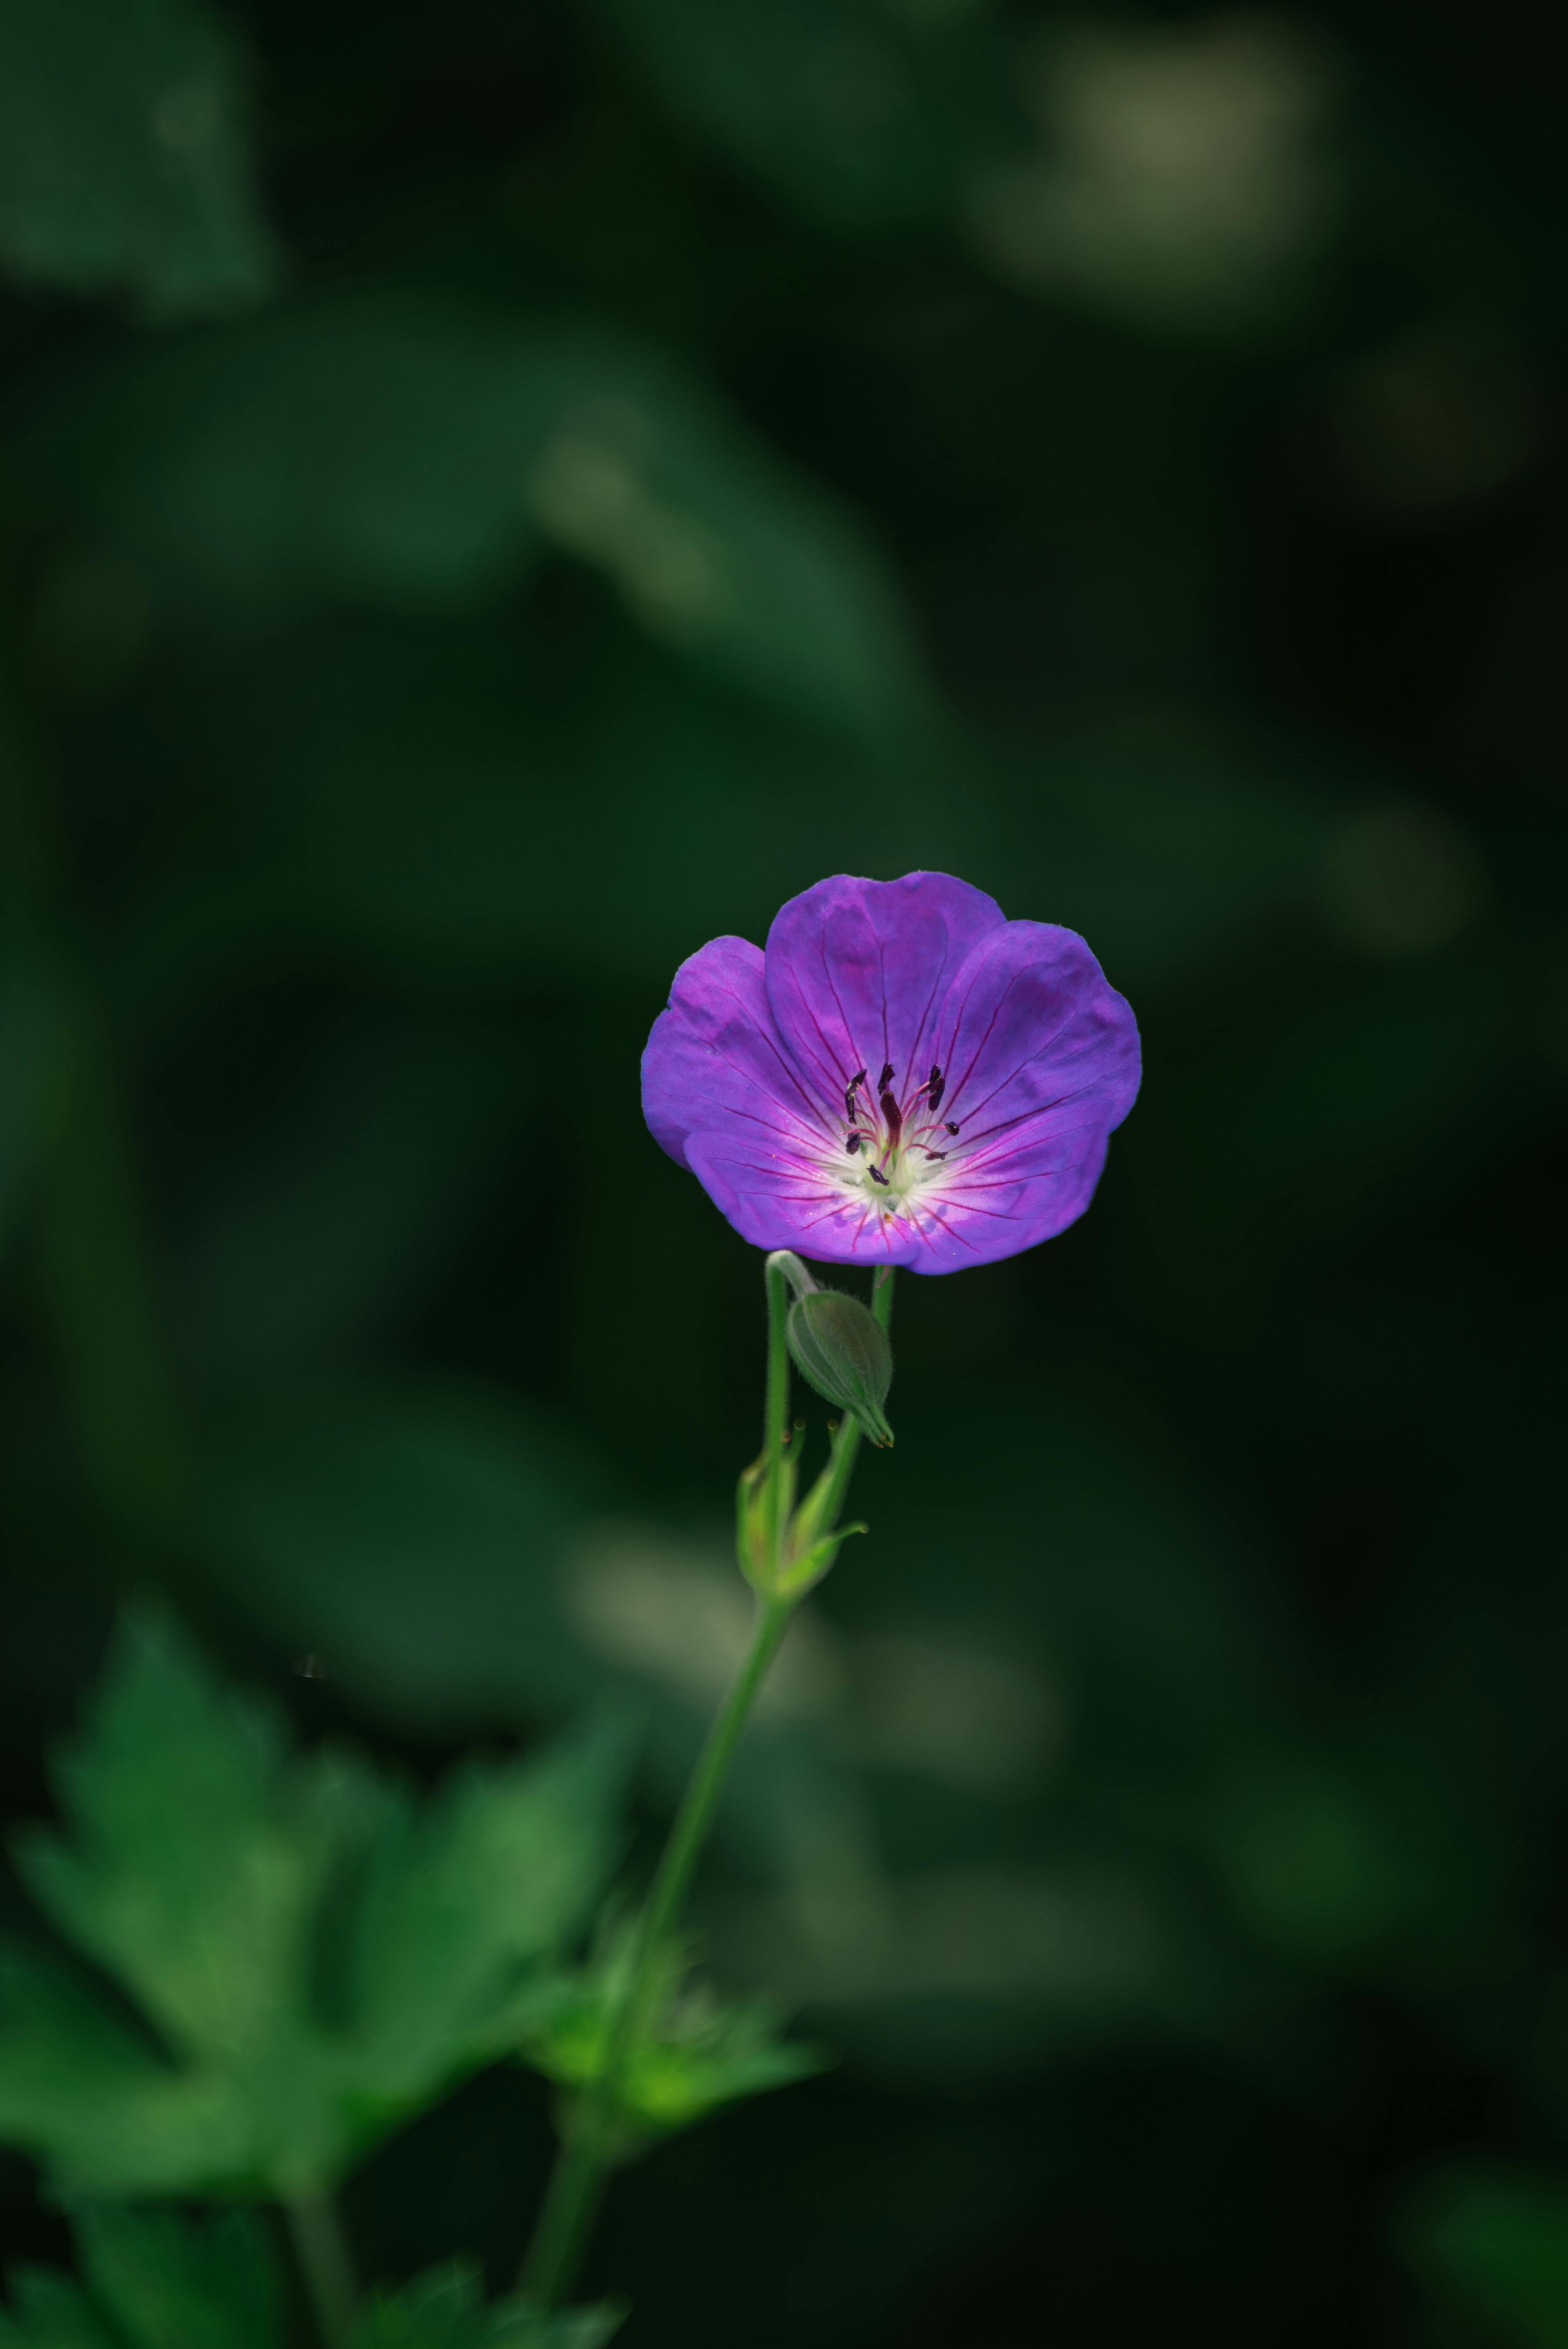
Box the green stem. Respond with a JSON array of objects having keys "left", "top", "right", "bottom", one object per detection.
[
  {"left": 284, "top": 2192, "right": 357, "bottom": 2349},
  {"left": 761, "top": 1252, "right": 791, "bottom": 1572},
  {"left": 519, "top": 1264, "right": 893, "bottom": 2309},
  {"left": 806, "top": 1263, "right": 896, "bottom": 1538},
  {"left": 520, "top": 1590, "right": 794, "bottom": 2308}
]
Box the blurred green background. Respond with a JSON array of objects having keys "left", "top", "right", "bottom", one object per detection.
[{"left": 1, "top": 0, "right": 1564, "bottom": 2341}]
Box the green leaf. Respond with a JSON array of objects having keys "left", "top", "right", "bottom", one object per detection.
[
  {"left": 0, "top": 2270, "right": 121, "bottom": 2349},
  {"left": 524, "top": 1930, "right": 827, "bottom": 2144},
  {"left": 0, "top": 2210, "right": 281, "bottom": 2349},
  {"left": 13, "top": 1615, "right": 325, "bottom": 2069},
  {"left": 4, "top": 1611, "right": 361, "bottom": 2192},
  {"left": 0, "top": 0, "right": 279, "bottom": 317},
  {"left": 56, "top": 305, "right": 549, "bottom": 607},
  {"left": 1399, "top": 2165, "right": 1568, "bottom": 2349},
  {"left": 34, "top": 298, "right": 923, "bottom": 738},
  {"left": 599, "top": 0, "right": 1004, "bottom": 230},
  {"left": 342, "top": 1716, "right": 633, "bottom": 2106},
  {"left": 485, "top": 2311, "right": 621, "bottom": 2349},
  {"left": 515, "top": 325, "right": 925, "bottom": 738},
  {"left": 349, "top": 2265, "right": 621, "bottom": 2349},
  {"left": 0, "top": 1612, "right": 628, "bottom": 2197},
  {"left": 76, "top": 2208, "right": 282, "bottom": 2349},
  {"left": 349, "top": 2264, "right": 620, "bottom": 2339},
  {"left": 0, "top": 1945, "right": 252, "bottom": 2197}
]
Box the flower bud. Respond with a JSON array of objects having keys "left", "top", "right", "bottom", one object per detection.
[{"left": 786, "top": 1290, "right": 894, "bottom": 1448}]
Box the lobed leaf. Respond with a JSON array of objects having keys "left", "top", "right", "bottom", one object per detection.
[
  {"left": 0, "top": 2271, "right": 121, "bottom": 2349},
  {"left": 13, "top": 1615, "right": 324, "bottom": 2070},
  {"left": 343, "top": 1715, "right": 633, "bottom": 2107},
  {"left": 30, "top": 298, "right": 923, "bottom": 740},
  {"left": 599, "top": 0, "right": 1006, "bottom": 231},
  {"left": 350, "top": 2264, "right": 620, "bottom": 2349},
  {"left": 0, "top": 0, "right": 278, "bottom": 316},
  {"left": 75, "top": 2209, "right": 282, "bottom": 2349},
  {"left": 0, "top": 2209, "right": 279, "bottom": 2349},
  {"left": 0, "top": 1945, "right": 253, "bottom": 2198},
  {"left": 0, "top": 1615, "right": 629, "bottom": 2198}
]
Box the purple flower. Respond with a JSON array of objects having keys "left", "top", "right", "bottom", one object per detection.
[{"left": 641, "top": 872, "right": 1140, "bottom": 1274}]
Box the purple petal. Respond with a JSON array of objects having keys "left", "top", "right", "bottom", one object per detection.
[
  {"left": 641, "top": 879, "right": 1140, "bottom": 1276},
  {"left": 764, "top": 872, "right": 1007, "bottom": 1110},
  {"left": 893, "top": 1129, "right": 1116, "bottom": 1273},
  {"left": 641, "top": 934, "right": 831, "bottom": 1169},
  {"left": 916, "top": 918, "right": 1140, "bottom": 1262},
  {"left": 684, "top": 1129, "right": 925, "bottom": 1267}
]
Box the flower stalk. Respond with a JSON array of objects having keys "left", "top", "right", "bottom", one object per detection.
[
  {"left": 519, "top": 1259, "right": 894, "bottom": 2309},
  {"left": 284, "top": 2191, "right": 357, "bottom": 2349}
]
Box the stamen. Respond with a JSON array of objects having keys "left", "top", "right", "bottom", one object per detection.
[
  {"left": 845, "top": 1068, "right": 866, "bottom": 1121},
  {"left": 845, "top": 1135, "right": 860, "bottom": 1154},
  {"left": 923, "top": 1149, "right": 947, "bottom": 1161},
  {"left": 928, "top": 1065, "right": 944, "bottom": 1114},
  {"left": 878, "top": 1062, "right": 894, "bottom": 1092},
  {"left": 946, "top": 1121, "right": 960, "bottom": 1136},
  {"left": 868, "top": 1165, "right": 890, "bottom": 1187}
]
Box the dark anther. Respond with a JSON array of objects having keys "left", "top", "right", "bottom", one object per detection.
[
  {"left": 946, "top": 1121, "right": 960, "bottom": 1136},
  {"left": 879, "top": 1090, "right": 902, "bottom": 1142},
  {"left": 924, "top": 1150, "right": 947, "bottom": 1161},
  {"left": 868, "top": 1164, "right": 890, "bottom": 1187},
  {"left": 845, "top": 1068, "right": 866, "bottom": 1120},
  {"left": 928, "top": 1065, "right": 945, "bottom": 1114},
  {"left": 878, "top": 1062, "right": 894, "bottom": 1091},
  {"left": 845, "top": 1134, "right": 860, "bottom": 1154}
]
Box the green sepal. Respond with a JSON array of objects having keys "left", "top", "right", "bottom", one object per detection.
[
  {"left": 786, "top": 1290, "right": 894, "bottom": 1448},
  {"left": 520, "top": 1925, "right": 827, "bottom": 2160},
  {"left": 734, "top": 1440, "right": 798, "bottom": 1597},
  {"left": 776, "top": 1522, "right": 866, "bottom": 1600}
]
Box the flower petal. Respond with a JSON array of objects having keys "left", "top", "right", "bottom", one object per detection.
[
  {"left": 641, "top": 884, "right": 1140, "bottom": 1276},
  {"left": 764, "top": 872, "right": 1007, "bottom": 1111},
  {"left": 900, "top": 1128, "right": 1116, "bottom": 1273},
  {"left": 640, "top": 934, "right": 830, "bottom": 1168},
  {"left": 892, "top": 918, "right": 1140, "bottom": 1264},
  {"left": 684, "top": 1129, "right": 925, "bottom": 1266}
]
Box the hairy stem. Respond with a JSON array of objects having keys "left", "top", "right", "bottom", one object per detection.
[
  {"left": 519, "top": 1262, "right": 894, "bottom": 2309},
  {"left": 284, "top": 2193, "right": 358, "bottom": 2349},
  {"left": 520, "top": 1591, "right": 793, "bottom": 2307}
]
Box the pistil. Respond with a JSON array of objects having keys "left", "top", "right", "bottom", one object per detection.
[{"left": 834, "top": 1056, "right": 960, "bottom": 1211}]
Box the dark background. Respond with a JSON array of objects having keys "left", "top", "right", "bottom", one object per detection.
[{"left": 2, "top": 0, "right": 1565, "bottom": 2342}]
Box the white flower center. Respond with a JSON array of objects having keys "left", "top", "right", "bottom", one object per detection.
[{"left": 826, "top": 1060, "right": 962, "bottom": 1217}]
